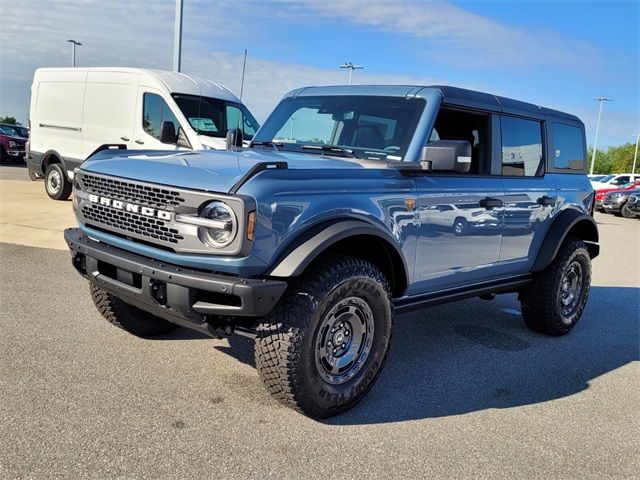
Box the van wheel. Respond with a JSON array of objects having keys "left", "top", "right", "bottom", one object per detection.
[
  {"left": 255, "top": 255, "right": 393, "bottom": 418},
  {"left": 90, "top": 284, "right": 180, "bottom": 337},
  {"left": 44, "top": 163, "right": 72, "bottom": 200},
  {"left": 519, "top": 240, "right": 591, "bottom": 336}
]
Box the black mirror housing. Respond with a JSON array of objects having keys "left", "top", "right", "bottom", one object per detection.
[
  {"left": 226, "top": 128, "right": 243, "bottom": 150},
  {"left": 160, "top": 121, "right": 178, "bottom": 144},
  {"left": 421, "top": 140, "right": 472, "bottom": 173}
]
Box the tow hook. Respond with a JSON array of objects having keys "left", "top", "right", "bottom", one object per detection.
[{"left": 150, "top": 281, "right": 168, "bottom": 305}]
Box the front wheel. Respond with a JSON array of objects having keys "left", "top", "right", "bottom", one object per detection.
[
  {"left": 255, "top": 255, "right": 393, "bottom": 418},
  {"left": 90, "top": 284, "right": 180, "bottom": 337},
  {"left": 453, "top": 218, "right": 467, "bottom": 236},
  {"left": 620, "top": 201, "right": 636, "bottom": 219},
  {"left": 519, "top": 240, "right": 591, "bottom": 336},
  {"left": 44, "top": 163, "right": 72, "bottom": 200}
]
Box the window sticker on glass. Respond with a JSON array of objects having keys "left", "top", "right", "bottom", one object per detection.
[{"left": 189, "top": 117, "right": 217, "bottom": 133}]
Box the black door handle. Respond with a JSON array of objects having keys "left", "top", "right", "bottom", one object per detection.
[
  {"left": 537, "top": 195, "right": 557, "bottom": 206},
  {"left": 479, "top": 197, "right": 503, "bottom": 210}
]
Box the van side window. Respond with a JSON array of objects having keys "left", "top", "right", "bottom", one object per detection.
[
  {"left": 552, "top": 123, "right": 585, "bottom": 170},
  {"left": 501, "top": 116, "right": 543, "bottom": 176},
  {"left": 430, "top": 108, "right": 490, "bottom": 174},
  {"left": 143, "top": 93, "right": 180, "bottom": 143}
]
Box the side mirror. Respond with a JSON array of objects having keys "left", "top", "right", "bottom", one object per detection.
[
  {"left": 160, "top": 121, "right": 178, "bottom": 144},
  {"left": 421, "top": 140, "right": 472, "bottom": 173},
  {"left": 226, "top": 127, "right": 243, "bottom": 150},
  {"left": 176, "top": 127, "right": 191, "bottom": 149}
]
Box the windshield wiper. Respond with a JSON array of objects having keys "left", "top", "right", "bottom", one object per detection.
[
  {"left": 250, "top": 140, "right": 284, "bottom": 150},
  {"left": 301, "top": 144, "right": 355, "bottom": 158}
]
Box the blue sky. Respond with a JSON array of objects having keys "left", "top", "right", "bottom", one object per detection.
[{"left": 1, "top": 0, "right": 638, "bottom": 149}]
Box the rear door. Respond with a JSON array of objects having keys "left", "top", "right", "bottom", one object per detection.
[{"left": 497, "top": 115, "right": 556, "bottom": 273}]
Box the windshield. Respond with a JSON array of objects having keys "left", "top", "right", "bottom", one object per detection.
[
  {"left": 598, "top": 174, "right": 614, "bottom": 183},
  {"left": 251, "top": 95, "right": 425, "bottom": 160},
  {"left": 0, "top": 125, "right": 27, "bottom": 137},
  {"left": 171, "top": 94, "right": 260, "bottom": 140}
]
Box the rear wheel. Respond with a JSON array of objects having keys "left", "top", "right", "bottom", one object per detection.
[
  {"left": 90, "top": 284, "right": 180, "bottom": 337},
  {"left": 44, "top": 163, "right": 72, "bottom": 200},
  {"left": 255, "top": 255, "right": 393, "bottom": 418},
  {"left": 519, "top": 240, "right": 591, "bottom": 336}
]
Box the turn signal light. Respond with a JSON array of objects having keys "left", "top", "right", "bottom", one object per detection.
[{"left": 247, "top": 211, "right": 256, "bottom": 241}]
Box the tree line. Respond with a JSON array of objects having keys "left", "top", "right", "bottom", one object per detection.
[{"left": 589, "top": 143, "right": 639, "bottom": 174}]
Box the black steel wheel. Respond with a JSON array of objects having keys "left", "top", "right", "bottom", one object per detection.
[
  {"left": 520, "top": 240, "right": 591, "bottom": 336},
  {"left": 255, "top": 255, "right": 393, "bottom": 418}
]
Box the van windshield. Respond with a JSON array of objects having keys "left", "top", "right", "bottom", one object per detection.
[{"left": 171, "top": 94, "right": 260, "bottom": 140}]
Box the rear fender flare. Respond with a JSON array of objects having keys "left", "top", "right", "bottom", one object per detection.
[{"left": 532, "top": 209, "right": 599, "bottom": 272}]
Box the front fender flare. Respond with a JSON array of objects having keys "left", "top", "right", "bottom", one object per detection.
[
  {"left": 532, "top": 209, "right": 599, "bottom": 272},
  {"left": 268, "top": 219, "right": 409, "bottom": 280}
]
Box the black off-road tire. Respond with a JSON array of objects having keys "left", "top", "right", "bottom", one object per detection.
[
  {"left": 44, "top": 163, "right": 72, "bottom": 200},
  {"left": 520, "top": 240, "right": 591, "bottom": 336},
  {"left": 255, "top": 255, "right": 393, "bottom": 418},
  {"left": 90, "top": 284, "right": 180, "bottom": 337}
]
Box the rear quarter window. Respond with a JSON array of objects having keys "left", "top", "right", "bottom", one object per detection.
[{"left": 552, "top": 123, "right": 585, "bottom": 170}]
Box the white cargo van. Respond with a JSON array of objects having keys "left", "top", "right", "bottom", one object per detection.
[{"left": 27, "top": 68, "right": 260, "bottom": 200}]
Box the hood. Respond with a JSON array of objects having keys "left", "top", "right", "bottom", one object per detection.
[
  {"left": 1, "top": 134, "right": 26, "bottom": 143},
  {"left": 80, "top": 148, "right": 372, "bottom": 194}
]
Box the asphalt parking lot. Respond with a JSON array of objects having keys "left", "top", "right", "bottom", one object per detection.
[{"left": 1, "top": 165, "right": 638, "bottom": 479}]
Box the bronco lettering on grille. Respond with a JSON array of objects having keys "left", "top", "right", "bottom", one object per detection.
[{"left": 88, "top": 194, "right": 172, "bottom": 221}]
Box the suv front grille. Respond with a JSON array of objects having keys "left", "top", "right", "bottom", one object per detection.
[
  {"left": 81, "top": 173, "right": 186, "bottom": 209},
  {"left": 82, "top": 204, "right": 184, "bottom": 244}
]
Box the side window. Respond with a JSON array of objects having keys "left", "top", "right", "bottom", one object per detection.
[
  {"left": 552, "top": 123, "right": 585, "bottom": 170},
  {"left": 430, "top": 108, "right": 490, "bottom": 174},
  {"left": 501, "top": 116, "right": 543, "bottom": 176},
  {"left": 226, "top": 105, "right": 257, "bottom": 140},
  {"left": 143, "top": 93, "right": 180, "bottom": 143}
]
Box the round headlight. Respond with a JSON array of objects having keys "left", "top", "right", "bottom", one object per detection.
[{"left": 199, "top": 201, "right": 237, "bottom": 248}]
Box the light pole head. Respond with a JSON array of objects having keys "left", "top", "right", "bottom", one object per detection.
[
  {"left": 592, "top": 97, "right": 613, "bottom": 102},
  {"left": 67, "top": 39, "right": 82, "bottom": 46}
]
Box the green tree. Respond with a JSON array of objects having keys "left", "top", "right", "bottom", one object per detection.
[{"left": 0, "top": 116, "right": 20, "bottom": 125}]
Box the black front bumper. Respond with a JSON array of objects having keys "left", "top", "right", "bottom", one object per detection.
[{"left": 65, "top": 228, "right": 287, "bottom": 335}]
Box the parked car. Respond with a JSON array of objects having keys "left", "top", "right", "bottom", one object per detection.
[
  {"left": 27, "top": 67, "right": 260, "bottom": 200},
  {"left": 0, "top": 126, "right": 27, "bottom": 164},
  {"left": 64, "top": 84, "right": 598, "bottom": 418},
  {"left": 626, "top": 195, "right": 640, "bottom": 217},
  {"left": 595, "top": 180, "right": 640, "bottom": 211},
  {"left": 0, "top": 124, "right": 29, "bottom": 139},
  {"left": 588, "top": 174, "right": 607, "bottom": 182},
  {"left": 590, "top": 173, "right": 640, "bottom": 190},
  {"left": 601, "top": 188, "right": 640, "bottom": 217}
]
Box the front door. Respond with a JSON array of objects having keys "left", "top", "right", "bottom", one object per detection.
[
  {"left": 411, "top": 106, "right": 504, "bottom": 294},
  {"left": 132, "top": 90, "right": 184, "bottom": 150}
]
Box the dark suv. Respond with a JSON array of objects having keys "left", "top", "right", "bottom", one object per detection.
[
  {"left": 64, "top": 85, "right": 598, "bottom": 418},
  {"left": 0, "top": 124, "right": 28, "bottom": 164}
]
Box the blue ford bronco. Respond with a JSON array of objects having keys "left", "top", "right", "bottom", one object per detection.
[{"left": 65, "top": 85, "right": 599, "bottom": 418}]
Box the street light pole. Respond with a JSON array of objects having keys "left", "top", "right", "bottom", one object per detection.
[
  {"left": 632, "top": 133, "right": 640, "bottom": 178},
  {"left": 173, "top": 0, "right": 183, "bottom": 72},
  {"left": 67, "top": 39, "right": 82, "bottom": 67},
  {"left": 590, "top": 97, "right": 613, "bottom": 175},
  {"left": 339, "top": 62, "right": 363, "bottom": 85}
]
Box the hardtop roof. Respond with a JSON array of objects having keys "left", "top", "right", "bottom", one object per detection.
[{"left": 285, "top": 84, "right": 581, "bottom": 123}]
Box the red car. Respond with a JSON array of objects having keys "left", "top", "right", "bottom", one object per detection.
[
  {"left": 595, "top": 180, "right": 640, "bottom": 210},
  {"left": 0, "top": 124, "right": 27, "bottom": 164}
]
